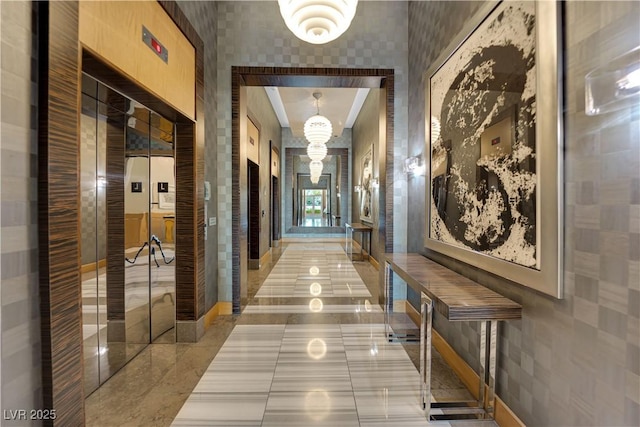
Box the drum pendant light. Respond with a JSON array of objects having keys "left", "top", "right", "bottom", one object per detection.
[{"left": 278, "top": 0, "right": 358, "bottom": 45}]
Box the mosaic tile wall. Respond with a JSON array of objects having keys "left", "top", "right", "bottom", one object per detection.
[
  {"left": 175, "top": 1, "right": 219, "bottom": 309},
  {"left": 282, "top": 128, "right": 352, "bottom": 232},
  {"left": 216, "top": 0, "right": 409, "bottom": 299},
  {"left": 0, "top": 0, "right": 42, "bottom": 418},
  {"left": 246, "top": 87, "right": 282, "bottom": 257},
  {"left": 408, "top": 1, "right": 640, "bottom": 425}
]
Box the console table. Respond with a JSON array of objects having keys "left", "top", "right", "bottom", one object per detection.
[
  {"left": 384, "top": 253, "right": 521, "bottom": 421},
  {"left": 345, "top": 222, "right": 372, "bottom": 261}
]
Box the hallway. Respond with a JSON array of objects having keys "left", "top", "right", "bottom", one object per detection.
[{"left": 85, "top": 239, "right": 488, "bottom": 426}]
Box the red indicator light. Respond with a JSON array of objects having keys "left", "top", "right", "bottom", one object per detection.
[{"left": 151, "top": 39, "right": 162, "bottom": 54}]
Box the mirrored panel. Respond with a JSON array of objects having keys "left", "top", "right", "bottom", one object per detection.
[{"left": 81, "top": 74, "right": 176, "bottom": 396}]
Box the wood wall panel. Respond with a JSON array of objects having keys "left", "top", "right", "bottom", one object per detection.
[
  {"left": 232, "top": 69, "right": 242, "bottom": 313},
  {"left": 37, "top": 1, "right": 85, "bottom": 425},
  {"left": 106, "top": 105, "right": 125, "bottom": 321},
  {"left": 379, "top": 75, "right": 394, "bottom": 305},
  {"left": 79, "top": 0, "right": 196, "bottom": 119},
  {"left": 175, "top": 122, "right": 197, "bottom": 321}
]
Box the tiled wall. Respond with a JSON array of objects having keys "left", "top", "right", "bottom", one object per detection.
[
  {"left": 175, "top": 0, "right": 219, "bottom": 310},
  {"left": 408, "top": 1, "right": 640, "bottom": 425},
  {"left": 0, "top": 0, "right": 42, "bottom": 419},
  {"left": 352, "top": 89, "right": 381, "bottom": 261},
  {"left": 216, "top": 0, "right": 409, "bottom": 300},
  {"left": 246, "top": 87, "right": 282, "bottom": 257}
]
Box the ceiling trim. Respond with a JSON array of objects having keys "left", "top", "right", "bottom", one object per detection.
[
  {"left": 344, "top": 88, "right": 370, "bottom": 129},
  {"left": 264, "top": 87, "right": 290, "bottom": 127}
]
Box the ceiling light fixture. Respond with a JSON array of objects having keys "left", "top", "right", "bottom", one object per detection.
[
  {"left": 304, "top": 92, "right": 332, "bottom": 144},
  {"left": 307, "top": 141, "right": 328, "bottom": 161},
  {"left": 310, "top": 160, "right": 323, "bottom": 179},
  {"left": 278, "top": 0, "right": 358, "bottom": 45}
]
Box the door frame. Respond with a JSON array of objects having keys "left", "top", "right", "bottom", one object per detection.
[
  {"left": 232, "top": 67, "right": 395, "bottom": 314},
  {"left": 247, "top": 159, "right": 260, "bottom": 269}
]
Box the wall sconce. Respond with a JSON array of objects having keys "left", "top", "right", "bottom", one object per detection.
[
  {"left": 354, "top": 185, "right": 361, "bottom": 193},
  {"left": 403, "top": 156, "right": 424, "bottom": 175},
  {"left": 585, "top": 46, "right": 640, "bottom": 115}
]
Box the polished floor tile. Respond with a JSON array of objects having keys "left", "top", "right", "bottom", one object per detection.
[
  {"left": 86, "top": 240, "right": 490, "bottom": 427},
  {"left": 171, "top": 242, "right": 485, "bottom": 426}
]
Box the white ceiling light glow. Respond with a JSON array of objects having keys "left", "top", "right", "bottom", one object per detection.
[
  {"left": 310, "top": 160, "right": 323, "bottom": 178},
  {"left": 304, "top": 92, "right": 332, "bottom": 144},
  {"left": 307, "top": 142, "right": 328, "bottom": 161},
  {"left": 278, "top": 0, "right": 358, "bottom": 45}
]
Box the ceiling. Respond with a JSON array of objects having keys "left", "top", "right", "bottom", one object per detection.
[{"left": 265, "top": 87, "right": 370, "bottom": 138}]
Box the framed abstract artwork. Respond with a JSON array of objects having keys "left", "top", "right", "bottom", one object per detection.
[
  {"left": 424, "top": 1, "right": 563, "bottom": 298},
  {"left": 359, "top": 145, "right": 373, "bottom": 223}
]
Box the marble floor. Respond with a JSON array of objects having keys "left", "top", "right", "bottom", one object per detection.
[{"left": 85, "top": 239, "right": 491, "bottom": 427}]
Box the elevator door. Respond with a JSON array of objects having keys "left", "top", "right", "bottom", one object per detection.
[
  {"left": 124, "top": 102, "right": 177, "bottom": 344},
  {"left": 80, "top": 75, "right": 177, "bottom": 396}
]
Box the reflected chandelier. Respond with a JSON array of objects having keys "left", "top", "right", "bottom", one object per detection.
[
  {"left": 304, "top": 92, "right": 332, "bottom": 145},
  {"left": 278, "top": 0, "right": 358, "bottom": 45}
]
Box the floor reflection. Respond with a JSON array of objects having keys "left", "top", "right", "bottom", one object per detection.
[{"left": 85, "top": 239, "right": 484, "bottom": 427}]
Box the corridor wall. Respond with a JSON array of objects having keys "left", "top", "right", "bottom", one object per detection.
[{"left": 407, "top": 1, "right": 640, "bottom": 425}]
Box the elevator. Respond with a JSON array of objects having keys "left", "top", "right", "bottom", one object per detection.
[{"left": 80, "top": 74, "right": 176, "bottom": 395}]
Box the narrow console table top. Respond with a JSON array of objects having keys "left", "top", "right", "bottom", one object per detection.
[
  {"left": 385, "top": 253, "right": 522, "bottom": 321},
  {"left": 346, "top": 222, "right": 372, "bottom": 231}
]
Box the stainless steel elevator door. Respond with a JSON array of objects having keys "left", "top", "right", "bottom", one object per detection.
[
  {"left": 124, "top": 103, "right": 177, "bottom": 344},
  {"left": 81, "top": 74, "right": 177, "bottom": 397}
]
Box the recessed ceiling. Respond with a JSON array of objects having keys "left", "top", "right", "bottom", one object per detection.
[{"left": 265, "top": 87, "right": 370, "bottom": 138}]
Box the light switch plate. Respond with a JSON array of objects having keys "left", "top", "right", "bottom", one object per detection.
[{"left": 209, "top": 217, "right": 217, "bottom": 226}]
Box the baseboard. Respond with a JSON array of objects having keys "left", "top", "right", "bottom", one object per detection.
[
  {"left": 260, "top": 249, "right": 271, "bottom": 266},
  {"left": 81, "top": 258, "right": 107, "bottom": 274},
  {"left": 176, "top": 317, "right": 205, "bottom": 343},
  {"left": 404, "top": 300, "right": 421, "bottom": 326},
  {"left": 369, "top": 256, "right": 379, "bottom": 270},
  {"left": 404, "top": 301, "right": 526, "bottom": 427},
  {"left": 350, "top": 240, "right": 379, "bottom": 269},
  {"left": 393, "top": 299, "right": 407, "bottom": 312},
  {"left": 204, "top": 301, "right": 233, "bottom": 330}
]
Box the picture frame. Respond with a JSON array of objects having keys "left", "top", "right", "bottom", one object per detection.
[
  {"left": 158, "top": 184, "right": 175, "bottom": 210},
  {"left": 424, "top": 0, "right": 563, "bottom": 298},
  {"left": 359, "top": 145, "right": 373, "bottom": 223}
]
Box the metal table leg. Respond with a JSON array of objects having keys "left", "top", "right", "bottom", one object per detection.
[
  {"left": 384, "top": 262, "right": 391, "bottom": 340},
  {"left": 479, "top": 320, "right": 498, "bottom": 419},
  {"left": 420, "top": 292, "right": 433, "bottom": 418}
]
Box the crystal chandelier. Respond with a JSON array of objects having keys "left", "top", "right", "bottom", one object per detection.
[
  {"left": 307, "top": 141, "right": 327, "bottom": 161},
  {"left": 278, "top": 0, "right": 358, "bottom": 45},
  {"left": 304, "top": 92, "right": 332, "bottom": 145}
]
